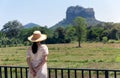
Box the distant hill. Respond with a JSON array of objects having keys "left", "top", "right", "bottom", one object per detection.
[
  {"left": 51, "top": 5, "right": 103, "bottom": 29},
  {"left": 23, "top": 23, "right": 40, "bottom": 28}
]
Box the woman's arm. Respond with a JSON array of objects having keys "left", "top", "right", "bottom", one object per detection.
[
  {"left": 26, "top": 57, "right": 33, "bottom": 70},
  {"left": 34, "top": 55, "right": 48, "bottom": 71},
  {"left": 26, "top": 57, "right": 36, "bottom": 76}
]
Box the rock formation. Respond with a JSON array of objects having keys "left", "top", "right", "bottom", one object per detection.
[{"left": 51, "top": 5, "right": 101, "bottom": 29}]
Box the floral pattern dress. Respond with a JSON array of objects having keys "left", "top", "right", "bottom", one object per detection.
[{"left": 26, "top": 44, "right": 49, "bottom": 78}]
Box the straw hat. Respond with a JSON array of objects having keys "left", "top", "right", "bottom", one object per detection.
[{"left": 28, "top": 30, "right": 47, "bottom": 42}]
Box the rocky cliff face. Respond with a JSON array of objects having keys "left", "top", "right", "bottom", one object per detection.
[
  {"left": 66, "top": 6, "right": 95, "bottom": 22},
  {"left": 51, "top": 6, "right": 101, "bottom": 29}
]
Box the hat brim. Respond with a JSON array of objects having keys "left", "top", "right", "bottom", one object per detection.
[{"left": 28, "top": 34, "right": 47, "bottom": 42}]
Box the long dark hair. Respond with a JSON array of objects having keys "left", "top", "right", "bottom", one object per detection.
[{"left": 32, "top": 42, "right": 38, "bottom": 54}]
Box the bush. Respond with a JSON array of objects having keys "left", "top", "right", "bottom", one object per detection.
[
  {"left": 108, "top": 39, "right": 120, "bottom": 43},
  {"left": 102, "top": 36, "right": 108, "bottom": 44},
  {"left": 108, "top": 39, "right": 116, "bottom": 43}
]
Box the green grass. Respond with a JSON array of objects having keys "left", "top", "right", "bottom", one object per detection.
[{"left": 0, "top": 42, "right": 120, "bottom": 69}]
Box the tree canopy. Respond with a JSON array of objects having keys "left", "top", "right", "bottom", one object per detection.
[
  {"left": 1, "top": 20, "right": 23, "bottom": 38},
  {"left": 73, "top": 17, "right": 87, "bottom": 47},
  {"left": 0, "top": 20, "right": 120, "bottom": 47}
]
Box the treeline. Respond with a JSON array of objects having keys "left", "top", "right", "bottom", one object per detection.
[{"left": 0, "top": 20, "right": 120, "bottom": 47}]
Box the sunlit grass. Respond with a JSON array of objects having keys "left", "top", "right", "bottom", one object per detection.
[{"left": 0, "top": 42, "right": 120, "bottom": 69}]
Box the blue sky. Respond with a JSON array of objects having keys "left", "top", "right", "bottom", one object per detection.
[{"left": 0, "top": 0, "right": 120, "bottom": 29}]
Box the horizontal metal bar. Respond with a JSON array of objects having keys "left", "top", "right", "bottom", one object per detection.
[
  {"left": 0, "top": 66, "right": 120, "bottom": 72},
  {"left": 48, "top": 68, "right": 120, "bottom": 72},
  {"left": 0, "top": 66, "right": 120, "bottom": 78}
]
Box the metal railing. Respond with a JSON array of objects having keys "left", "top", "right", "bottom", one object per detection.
[
  {"left": 0, "top": 66, "right": 120, "bottom": 78},
  {"left": 0, "top": 66, "right": 28, "bottom": 78},
  {"left": 48, "top": 68, "right": 120, "bottom": 78}
]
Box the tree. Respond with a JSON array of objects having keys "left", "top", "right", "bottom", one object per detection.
[
  {"left": 87, "top": 26, "right": 104, "bottom": 41},
  {"left": 18, "top": 26, "right": 53, "bottom": 44},
  {"left": 53, "top": 27, "right": 66, "bottom": 43},
  {"left": 0, "top": 31, "right": 6, "bottom": 39},
  {"left": 65, "top": 25, "right": 76, "bottom": 42},
  {"left": 1, "top": 20, "right": 23, "bottom": 38},
  {"left": 73, "top": 17, "right": 87, "bottom": 47},
  {"left": 116, "top": 31, "right": 120, "bottom": 40},
  {"left": 103, "top": 22, "right": 120, "bottom": 40}
]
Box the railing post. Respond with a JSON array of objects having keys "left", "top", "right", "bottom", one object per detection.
[
  {"left": 25, "top": 68, "right": 28, "bottom": 78},
  {"left": 55, "top": 69, "right": 57, "bottom": 78},
  {"left": 68, "top": 69, "right": 70, "bottom": 78},
  {"left": 96, "top": 70, "right": 99, "bottom": 78},
  {"left": 4, "top": 67, "right": 8, "bottom": 78},
  {"left": 114, "top": 71, "right": 116, "bottom": 78},
  {"left": 105, "top": 70, "right": 109, "bottom": 78},
  {"left": 81, "top": 70, "right": 84, "bottom": 78},
  {"left": 20, "top": 68, "right": 23, "bottom": 78},
  {"left": 10, "top": 67, "right": 12, "bottom": 78},
  {"left": 74, "top": 70, "right": 77, "bottom": 78},
  {"left": 15, "top": 68, "right": 18, "bottom": 78},
  {"left": 61, "top": 69, "right": 63, "bottom": 78},
  {"left": 89, "top": 70, "right": 91, "bottom": 78},
  {"left": 0, "top": 67, "right": 2, "bottom": 78},
  {"left": 48, "top": 68, "right": 51, "bottom": 78}
]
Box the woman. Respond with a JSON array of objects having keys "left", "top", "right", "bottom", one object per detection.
[{"left": 26, "top": 30, "right": 49, "bottom": 78}]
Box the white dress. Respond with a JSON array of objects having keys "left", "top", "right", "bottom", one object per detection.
[{"left": 26, "top": 44, "right": 49, "bottom": 78}]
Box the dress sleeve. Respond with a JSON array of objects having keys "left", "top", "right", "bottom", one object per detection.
[
  {"left": 26, "top": 47, "right": 31, "bottom": 58},
  {"left": 42, "top": 44, "right": 49, "bottom": 55}
]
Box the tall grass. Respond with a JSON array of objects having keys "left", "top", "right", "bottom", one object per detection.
[{"left": 0, "top": 42, "right": 120, "bottom": 69}]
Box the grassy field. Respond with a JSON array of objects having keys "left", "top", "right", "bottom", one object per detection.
[{"left": 0, "top": 42, "right": 120, "bottom": 69}]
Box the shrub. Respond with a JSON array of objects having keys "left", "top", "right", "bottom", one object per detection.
[
  {"left": 102, "top": 36, "right": 108, "bottom": 44},
  {"left": 108, "top": 39, "right": 116, "bottom": 43},
  {"left": 108, "top": 39, "right": 120, "bottom": 43}
]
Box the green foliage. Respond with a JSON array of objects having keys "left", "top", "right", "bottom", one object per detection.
[
  {"left": 18, "top": 26, "right": 53, "bottom": 44},
  {"left": 73, "top": 16, "right": 87, "bottom": 47},
  {"left": 108, "top": 39, "right": 116, "bottom": 43},
  {"left": 1, "top": 20, "right": 23, "bottom": 38},
  {"left": 102, "top": 36, "right": 108, "bottom": 44},
  {"left": 108, "top": 39, "right": 120, "bottom": 43},
  {"left": 87, "top": 22, "right": 120, "bottom": 42},
  {"left": 52, "top": 27, "right": 71, "bottom": 43},
  {"left": 103, "top": 22, "right": 120, "bottom": 40},
  {"left": 0, "top": 20, "right": 120, "bottom": 47},
  {"left": 65, "top": 26, "right": 77, "bottom": 42},
  {"left": 87, "top": 26, "right": 104, "bottom": 41}
]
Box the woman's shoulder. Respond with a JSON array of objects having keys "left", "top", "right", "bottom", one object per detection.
[
  {"left": 26, "top": 46, "right": 32, "bottom": 54},
  {"left": 41, "top": 44, "right": 49, "bottom": 54},
  {"left": 41, "top": 44, "right": 48, "bottom": 48},
  {"left": 40, "top": 44, "right": 48, "bottom": 50},
  {"left": 27, "top": 46, "right": 32, "bottom": 50}
]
